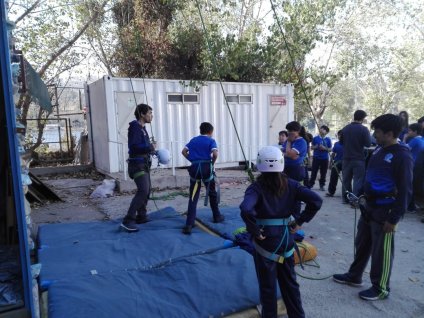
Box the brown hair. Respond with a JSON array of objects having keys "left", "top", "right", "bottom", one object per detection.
[{"left": 257, "top": 172, "right": 288, "bottom": 197}]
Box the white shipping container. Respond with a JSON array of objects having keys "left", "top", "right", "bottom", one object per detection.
[{"left": 85, "top": 76, "right": 294, "bottom": 175}]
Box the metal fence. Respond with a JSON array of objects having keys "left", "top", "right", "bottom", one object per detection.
[{"left": 26, "top": 86, "right": 87, "bottom": 164}]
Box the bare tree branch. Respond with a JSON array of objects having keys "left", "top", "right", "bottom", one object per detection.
[
  {"left": 38, "top": 0, "right": 108, "bottom": 78},
  {"left": 14, "top": 0, "right": 44, "bottom": 25}
]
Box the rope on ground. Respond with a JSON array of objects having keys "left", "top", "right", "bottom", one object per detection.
[{"left": 295, "top": 242, "right": 333, "bottom": 281}]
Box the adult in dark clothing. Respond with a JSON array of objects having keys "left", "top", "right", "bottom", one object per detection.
[
  {"left": 181, "top": 122, "right": 224, "bottom": 234},
  {"left": 333, "top": 114, "right": 413, "bottom": 301},
  {"left": 121, "top": 104, "right": 156, "bottom": 232},
  {"left": 308, "top": 125, "right": 332, "bottom": 191},
  {"left": 418, "top": 116, "right": 424, "bottom": 137},
  {"left": 326, "top": 130, "right": 343, "bottom": 197},
  {"left": 240, "top": 146, "right": 322, "bottom": 318},
  {"left": 340, "top": 110, "right": 372, "bottom": 203},
  {"left": 398, "top": 110, "right": 409, "bottom": 142}
]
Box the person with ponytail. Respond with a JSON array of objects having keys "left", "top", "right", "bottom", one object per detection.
[{"left": 240, "top": 146, "right": 322, "bottom": 318}]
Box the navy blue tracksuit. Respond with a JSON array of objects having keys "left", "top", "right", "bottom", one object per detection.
[
  {"left": 240, "top": 178, "right": 322, "bottom": 318},
  {"left": 124, "top": 120, "right": 154, "bottom": 225},
  {"left": 347, "top": 144, "right": 413, "bottom": 297}
]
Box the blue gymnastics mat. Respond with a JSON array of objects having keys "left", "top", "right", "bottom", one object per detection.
[
  {"left": 38, "top": 207, "right": 262, "bottom": 317},
  {"left": 48, "top": 248, "right": 260, "bottom": 318},
  {"left": 196, "top": 206, "right": 244, "bottom": 239},
  {"left": 38, "top": 207, "right": 228, "bottom": 289}
]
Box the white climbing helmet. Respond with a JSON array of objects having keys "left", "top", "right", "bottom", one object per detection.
[
  {"left": 256, "top": 146, "right": 285, "bottom": 172},
  {"left": 156, "top": 149, "right": 171, "bottom": 165}
]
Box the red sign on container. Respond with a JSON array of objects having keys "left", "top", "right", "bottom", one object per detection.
[{"left": 270, "top": 95, "right": 286, "bottom": 106}]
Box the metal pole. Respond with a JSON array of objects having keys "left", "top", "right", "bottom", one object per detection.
[
  {"left": 171, "top": 141, "right": 175, "bottom": 176},
  {"left": 0, "top": 2, "right": 35, "bottom": 315}
]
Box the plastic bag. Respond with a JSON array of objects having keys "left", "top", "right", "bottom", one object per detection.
[{"left": 90, "top": 179, "right": 116, "bottom": 198}]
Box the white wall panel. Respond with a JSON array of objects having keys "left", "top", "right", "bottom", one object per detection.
[{"left": 87, "top": 77, "right": 294, "bottom": 173}]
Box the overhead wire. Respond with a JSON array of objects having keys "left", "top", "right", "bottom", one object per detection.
[
  {"left": 194, "top": 0, "right": 254, "bottom": 183},
  {"left": 123, "top": 2, "right": 160, "bottom": 211},
  {"left": 268, "top": 0, "right": 320, "bottom": 131}
]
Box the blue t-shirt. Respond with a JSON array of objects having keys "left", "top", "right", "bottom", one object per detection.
[
  {"left": 332, "top": 141, "right": 343, "bottom": 162},
  {"left": 407, "top": 136, "right": 424, "bottom": 162},
  {"left": 277, "top": 141, "right": 287, "bottom": 153},
  {"left": 284, "top": 137, "right": 307, "bottom": 166},
  {"left": 312, "top": 135, "right": 332, "bottom": 160},
  {"left": 185, "top": 135, "right": 218, "bottom": 162}
]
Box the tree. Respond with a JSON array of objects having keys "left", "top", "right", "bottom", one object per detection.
[
  {"left": 262, "top": 0, "right": 347, "bottom": 126},
  {"left": 9, "top": 0, "right": 108, "bottom": 150},
  {"left": 323, "top": 0, "right": 424, "bottom": 123}
]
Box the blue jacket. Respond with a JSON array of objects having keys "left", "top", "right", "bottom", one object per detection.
[
  {"left": 364, "top": 143, "right": 413, "bottom": 224},
  {"left": 127, "top": 120, "right": 154, "bottom": 162},
  {"left": 240, "top": 178, "right": 322, "bottom": 252},
  {"left": 407, "top": 136, "right": 424, "bottom": 162},
  {"left": 332, "top": 142, "right": 343, "bottom": 162}
]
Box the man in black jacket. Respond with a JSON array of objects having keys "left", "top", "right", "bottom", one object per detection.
[{"left": 340, "top": 110, "right": 372, "bottom": 203}]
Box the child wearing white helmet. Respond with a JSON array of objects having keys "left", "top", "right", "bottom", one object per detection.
[{"left": 240, "top": 146, "right": 323, "bottom": 318}]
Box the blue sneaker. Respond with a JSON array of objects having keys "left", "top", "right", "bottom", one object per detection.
[
  {"left": 359, "top": 287, "right": 389, "bottom": 301},
  {"left": 333, "top": 273, "right": 363, "bottom": 287}
]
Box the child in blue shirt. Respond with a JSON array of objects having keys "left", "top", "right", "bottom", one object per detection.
[
  {"left": 326, "top": 130, "right": 343, "bottom": 197},
  {"left": 406, "top": 123, "right": 424, "bottom": 212},
  {"left": 277, "top": 130, "right": 288, "bottom": 153},
  {"left": 181, "top": 122, "right": 224, "bottom": 234},
  {"left": 283, "top": 121, "right": 307, "bottom": 182},
  {"left": 309, "top": 125, "right": 332, "bottom": 190}
]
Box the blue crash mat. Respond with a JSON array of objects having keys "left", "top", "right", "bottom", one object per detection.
[
  {"left": 38, "top": 207, "right": 228, "bottom": 289},
  {"left": 196, "top": 206, "right": 244, "bottom": 239},
  {"left": 37, "top": 207, "right": 183, "bottom": 248},
  {"left": 48, "top": 248, "right": 260, "bottom": 318}
]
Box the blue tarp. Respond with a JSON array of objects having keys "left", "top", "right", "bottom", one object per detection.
[
  {"left": 48, "top": 248, "right": 259, "bottom": 318},
  {"left": 38, "top": 207, "right": 262, "bottom": 318},
  {"left": 196, "top": 206, "right": 244, "bottom": 239},
  {"left": 38, "top": 207, "right": 228, "bottom": 288}
]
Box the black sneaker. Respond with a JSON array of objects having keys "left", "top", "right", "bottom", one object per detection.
[
  {"left": 120, "top": 222, "right": 139, "bottom": 232},
  {"left": 359, "top": 287, "right": 389, "bottom": 301},
  {"left": 333, "top": 273, "right": 363, "bottom": 287},
  {"left": 325, "top": 193, "right": 334, "bottom": 197},
  {"left": 213, "top": 214, "right": 225, "bottom": 223},
  {"left": 136, "top": 215, "right": 149, "bottom": 224},
  {"left": 182, "top": 225, "right": 192, "bottom": 235}
]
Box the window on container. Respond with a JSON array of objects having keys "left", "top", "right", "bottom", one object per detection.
[
  {"left": 167, "top": 94, "right": 183, "bottom": 103},
  {"left": 239, "top": 95, "right": 253, "bottom": 103},
  {"left": 183, "top": 94, "right": 199, "bottom": 103},
  {"left": 225, "top": 95, "right": 239, "bottom": 103}
]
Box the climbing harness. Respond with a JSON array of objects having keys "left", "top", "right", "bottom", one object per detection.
[
  {"left": 189, "top": 160, "right": 218, "bottom": 207},
  {"left": 253, "top": 218, "right": 304, "bottom": 268}
]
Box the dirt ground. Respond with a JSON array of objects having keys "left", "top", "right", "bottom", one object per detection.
[{"left": 31, "top": 168, "right": 424, "bottom": 318}]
